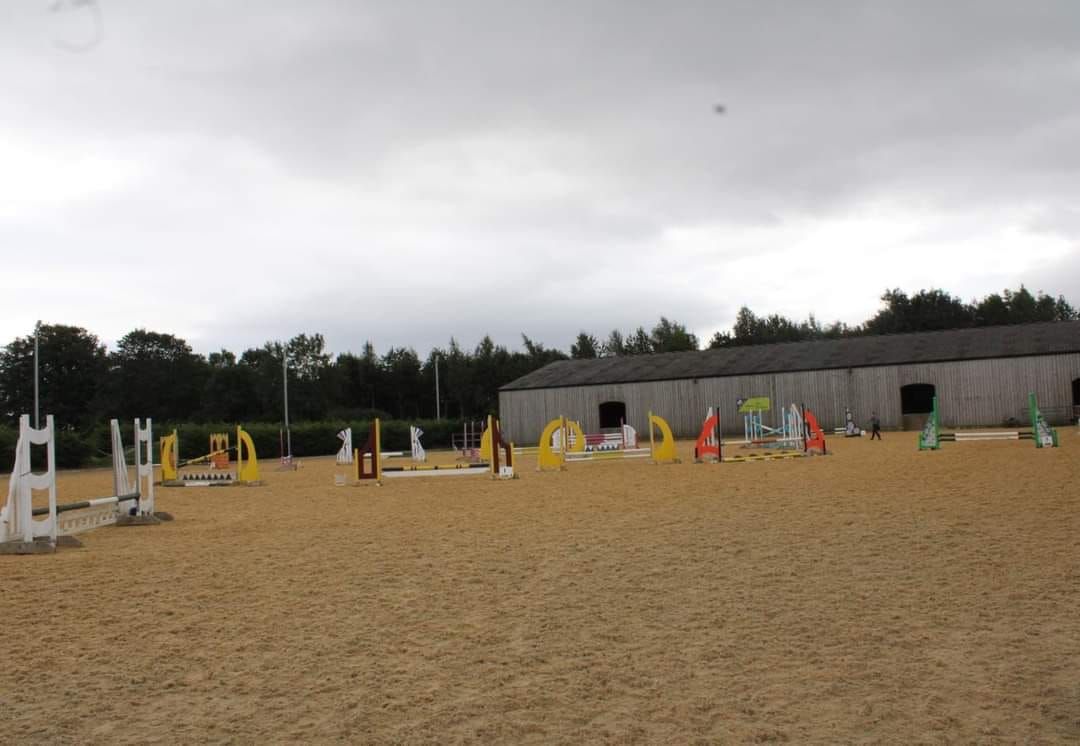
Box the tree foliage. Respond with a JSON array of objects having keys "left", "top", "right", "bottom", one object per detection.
[
  {"left": 708, "top": 285, "right": 1077, "bottom": 349},
  {"left": 570, "top": 332, "right": 601, "bottom": 359},
  {"left": 602, "top": 318, "right": 700, "bottom": 356},
  {"left": 0, "top": 286, "right": 1075, "bottom": 430},
  {"left": 0, "top": 325, "right": 107, "bottom": 429}
]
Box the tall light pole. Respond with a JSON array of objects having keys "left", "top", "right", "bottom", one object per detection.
[
  {"left": 434, "top": 352, "right": 441, "bottom": 420},
  {"left": 282, "top": 352, "right": 292, "bottom": 462},
  {"left": 33, "top": 321, "right": 41, "bottom": 429}
]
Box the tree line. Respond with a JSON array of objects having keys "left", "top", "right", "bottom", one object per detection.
[
  {"left": 567, "top": 285, "right": 1077, "bottom": 355},
  {"left": 0, "top": 284, "right": 1074, "bottom": 432}
]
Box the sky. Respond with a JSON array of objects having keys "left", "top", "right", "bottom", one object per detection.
[{"left": 2, "top": 1, "right": 1079, "bottom": 357}]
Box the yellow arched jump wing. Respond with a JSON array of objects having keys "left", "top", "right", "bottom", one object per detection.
[
  {"left": 236, "top": 426, "right": 261, "bottom": 483},
  {"left": 160, "top": 431, "right": 178, "bottom": 481},
  {"left": 479, "top": 422, "right": 492, "bottom": 461},
  {"left": 537, "top": 417, "right": 566, "bottom": 471},
  {"left": 648, "top": 412, "right": 679, "bottom": 464}
]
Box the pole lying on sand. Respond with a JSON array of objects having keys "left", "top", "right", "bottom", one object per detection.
[{"left": 32, "top": 494, "right": 138, "bottom": 517}]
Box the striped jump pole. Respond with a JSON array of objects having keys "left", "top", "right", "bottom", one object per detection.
[
  {"left": 32, "top": 494, "right": 138, "bottom": 517},
  {"left": 1, "top": 415, "right": 167, "bottom": 555},
  {"left": 352, "top": 417, "right": 515, "bottom": 483}
]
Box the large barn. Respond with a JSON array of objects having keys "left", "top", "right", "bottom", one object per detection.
[{"left": 498, "top": 320, "right": 1080, "bottom": 443}]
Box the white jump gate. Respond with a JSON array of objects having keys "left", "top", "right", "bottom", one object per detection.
[
  {"left": 337, "top": 425, "right": 425, "bottom": 464},
  {"left": 1, "top": 415, "right": 160, "bottom": 554},
  {"left": 336, "top": 428, "right": 354, "bottom": 464}
]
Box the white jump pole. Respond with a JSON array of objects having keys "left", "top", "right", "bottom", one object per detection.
[{"left": 282, "top": 353, "right": 292, "bottom": 463}]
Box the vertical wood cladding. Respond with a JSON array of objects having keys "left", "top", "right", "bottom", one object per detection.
[{"left": 498, "top": 354, "right": 1080, "bottom": 443}]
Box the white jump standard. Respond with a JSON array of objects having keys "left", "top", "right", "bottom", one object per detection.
[
  {"left": 336, "top": 427, "right": 354, "bottom": 464},
  {"left": 337, "top": 425, "right": 425, "bottom": 464},
  {"left": 160, "top": 426, "right": 261, "bottom": 486},
  {"left": 352, "top": 416, "right": 514, "bottom": 483},
  {"left": 1, "top": 415, "right": 169, "bottom": 555},
  {"left": 536, "top": 412, "right": 679, "bottom": 470},
  {"left": 919, "top": 393, "right": 1059, "bottom": 450}
]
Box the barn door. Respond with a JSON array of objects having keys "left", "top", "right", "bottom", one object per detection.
[
  {"left": 598, "top": 401, "right": 626, "bottom": 430},
  {"left": 900, "top": 383, "right": 936, "bottom": 431}
]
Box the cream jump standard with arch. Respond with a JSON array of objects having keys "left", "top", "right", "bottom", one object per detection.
[
  {"left": 336, "top": 424, "right": 427, "bottom": 464},
  {"left": 1, "top": 415, "right": 171, "bottom": 555},
  {"left": 536, "top": 411, "right": 679, "bottom": 470},
  {"left": 159, "top": 426, "right": 262, "bottom": 486},
  {"left": 348, "top": 415, "right": 515, "bottom": 484}
]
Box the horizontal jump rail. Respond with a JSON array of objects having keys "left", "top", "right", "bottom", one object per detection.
[
  {"left": 382, "top": 468, "right": 493, "bottom": 478},
  {"left": 32, "top": 493, "right": 139, "bottom": 517},
  {"left": 724, "top": 450, "right": 807, "bottom": 462},
  {"left": 178, "top": 447, "right": 236, "bottom": 468},
  {"left": 381, "top": 463, "right": 490, "bottom": 472},
  {"left": 564, "top": 450, "right": 651, "bottom": 461},
  {"left": 942, "top": 430, "right": 1033, "bottom": 441}
]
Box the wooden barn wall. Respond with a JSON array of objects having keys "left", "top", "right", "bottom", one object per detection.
[{"left": 497, "top": 353, "right": 1080, "bottom": 443}]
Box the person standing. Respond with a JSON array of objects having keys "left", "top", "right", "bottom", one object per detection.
[{"left": 870, "top": 413, "right": 882, "bottom": 440}]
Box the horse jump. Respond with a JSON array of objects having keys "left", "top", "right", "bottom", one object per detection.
[
  {"left": 160, "top": 426, "right": 261, "bottom": 486},
  {"left": 1, "top": 415, "right": 166, "bottom": 554},
  {"left": 351, "top": 415, "right": 514, "bottom": 483},
  {"left": 695, "top": 403, "right": 828, "bottom": 463},
  {"left": 537, "top": 411, "right": 678, "bottom": 470},
  {"left": 337, "top": 425, "right": 425, "bottom": 465},
  {"left": 919, "top": 393, "right": 1059, "bottom": 450}
]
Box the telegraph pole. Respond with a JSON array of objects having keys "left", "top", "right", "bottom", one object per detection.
[
  {"left": 33, "top": 321, "right": 40, "bottom": 429},
  {"left": 282, "top": 353, "right": 292, "bottom": 461},
  {"left": 434, "top": 352, "right": 441, "bottom": 420}
]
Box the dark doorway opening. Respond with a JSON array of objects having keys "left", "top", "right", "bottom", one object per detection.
[
  {"left": 900, "top": 383, "right": 936, "bottom": 414},
  {"left": 1072, "top": 378, "right": 1080, "bottom": 421},
  {"left": 900, "top": 383, "right": 936, "bottom": 431},
  {"left": 598, "top": 401, "right": 626, "bottom": 429}
]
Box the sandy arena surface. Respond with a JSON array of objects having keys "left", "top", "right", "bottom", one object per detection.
[{"left": 2, "top": 431, "right": 1080, "bottom": 743}]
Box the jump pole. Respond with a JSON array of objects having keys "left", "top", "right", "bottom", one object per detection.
[
  {"left": 282, "top": 353, "right": 293, "bottom": 466},
  {"left": 354, "top": 416, "right": 514, "bottom": 483},
  {"left": 2, "top": 415, "right": 166, "bottom": 554},
  {"left": 715, "top": 404, "right": 723, "bottom": 463},
  {"left": 33, "top": 322, "right": 40, "bottom": 429}
]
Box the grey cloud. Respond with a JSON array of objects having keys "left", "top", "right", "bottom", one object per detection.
[{"left": 2, "top": 1, "right": 1079, "bottom": 355}]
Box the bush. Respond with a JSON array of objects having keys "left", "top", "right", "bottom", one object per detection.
[
  {"left": 0, "top": 424, "right": 15, "bottom": 473},
  {"left": 0, "top": 418, "right": 484, "bottom": 471},
  {"left": 54, "top": 429, "right": 95, "bottom": 469}
]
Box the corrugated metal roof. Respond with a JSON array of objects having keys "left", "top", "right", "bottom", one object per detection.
[{"left": 501, "top": 321, "right": 1080, "bottom": 391}]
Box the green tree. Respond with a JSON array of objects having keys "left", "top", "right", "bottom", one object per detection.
[
  {"left": 625, "top": 327, "right": 653, "bottom": 355},
  {"left": 649, "top": 317, "right": 699, "bottom": 353},
  {"left": 201, "top": 349, "right": 258, "bottom": 422},
  {"left": 863, "top": 289, "right": 974, "bottom": 335},
  {"left": 238, "top": 345, "right": 283, "bottom": 421},
  {"left": 520, "top": 334, "right": 567, "bottom": 368},
  {"left": 284, "top": 333, "right": 332, "bottom": 420},
  {"left": 603, "top": 330, "right": 627, "bottom": 356},
  {"left": 109, "top": 329, "right": 207, "bottom": 422},
  {"left": 0, "top": 324, "right": 108, "bottom": 428},
  {"left": 983, "top": 286, "right": 1079, "bottom": 324},
  {"left": 443, "top": 339, "right": 473, "bottom": 419},
  {"left": 973, "top": 292, "right": 1010, "bottom": 326},
  {"left": 382, "top": 346, "right": 423, "bottom": 419},
  {"left": 707, "top": 330, "right": 734, "bottom": 349},
  {"left": 334, "top": 342, "right": 384, "bottom": 418},
  {"left": 710, "top": 308, "right": 848, "bottom": 347},
  {"left": 570, "top": 332, "right": 601, "bottom": 359}
]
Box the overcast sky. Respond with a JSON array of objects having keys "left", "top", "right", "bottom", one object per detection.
[{"left": 2, "top": 1, "right": 1079, "bottom": 357}]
